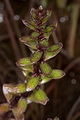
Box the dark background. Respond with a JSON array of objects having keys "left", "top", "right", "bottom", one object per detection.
[{"left": 0, "top": 0, "right": 80, "bottom": 120}]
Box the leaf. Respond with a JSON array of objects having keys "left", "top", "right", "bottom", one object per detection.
[
  {"left": 44, "top": 23, "right": 57, "bottom": 33},
  {"left": 22, "top": 70, "right": 30, "bottom": 77},
  {"left": 3, "top": 83, "right": 26, "bottom": 94},
  {"left": 30, "top": 51, "right": 43, "bottom": 63},
  {"left": 17, "top": 58, "right": 31, "bottom": 67},
  {"left": 16, "top": 83, "right": 26, "bottom": 93},
  {"left": 19, "top": 36, "right": 37, "bottom": 49},
  {"left": 40, "top": 74, "right": 51, "bottom": 84},
  {"left": 44, "top": 32, "right": 52, "bottom": 40},
  {"left": 22, "top": 19, "right": 36, "bottom": 30},
  {"left": 3, "top": 84, "right": 16, "bottom": 94},
  {"left": 31, "top": 32, "right": 39, "bottom": 38},
  {"left": 17, "top": 98, "right": 27, "bottom": 114},
  {"left": 13, "top": 109, "right": 25, "bottom": 120},
  {"left": 39, "top": 40, "right": 49, "bottom": 48},
  {"left": 26, "top": 77, "right": 39, "bottom": 91},
  {"left": 30, "top": 8, "right": 37, "bottom": 19},
  {"left": 48, "top": 70, "right": 65, "bottom": 79},
  {"left": 42, "top": 10, "right": 52, "bottom": 24},
  {"left": 40, "top": 62, "right": 52, "bottom": 75},
  {"left": 44, "top": 43, "right": 63, "bottom": 61},
  {"left": 3, "top": 92, "right": 13, "bottom": 103},
  {"left": 27, "top": 89, "right": 49, "bottom": 105},
  {"left": 20, "top": 65, "right": 33, "bottom": 72},
  {"left": 12, "top": 98, "right": 27, "bottom": 120},
  {"left": 29, "top": 47, "right": 37, "bottom": 53},
  {"left": 0, "top": 103, "right": 10, "bottom": 114}
]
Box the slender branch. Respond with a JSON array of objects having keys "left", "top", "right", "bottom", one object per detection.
[
  {"left": 66, "top": 96, "right": 80, "bottom": 120},
  {"left": 4, "top": 12, "right": 21, "bottom": 60},
  {"left": 67, "top": 4, "right": 79, "bottom": 58},
  {"left": 4, "top": 0, "right": 27, "bottom": 57},
  {"left": 46, "top": 82, "right": 57, "bottom": 95}
]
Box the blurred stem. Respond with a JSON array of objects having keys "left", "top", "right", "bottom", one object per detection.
[
  {"left": 66, "top": 97, "right": 80, "bottom": 120},
  {"left": 46, "top": 82, "right": 57, "bottom": 95},
  {"left": 4, "top": 12, "right": 21, "bottom": 60},
  {"left": 4, "top": 0, "right": 27, "bottom": 57},
  {"left": 56, "top": 0, "right": 67, "bottom": 8},
  {"left": 67, "top": 4, "right": 79, "bottom": 58}
]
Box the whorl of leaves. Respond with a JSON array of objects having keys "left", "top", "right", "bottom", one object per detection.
[{"left": 0, "top": 6, "right": 65, "bottom": 120}]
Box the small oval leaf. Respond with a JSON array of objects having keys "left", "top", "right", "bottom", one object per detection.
[
  {"left": 22, "top": 19, "right": 36, "bottom": 30},
  {"left": 44, "top": 43, "right": 63, "bottom": 61},
  {"left": 49, "top": 69, "right": 65, "bottom": 79},
  {"left": 44, "top": 23, "right": 57, "bottom": 33},
  {"left": 17, "top": 58, "right": 31, "bottom": 67},
  {"left": 19, "top": 36, "right": 37, "bottom": 50},
  {"left": 26, "top": 77, "right": 39, "bottom": 91},
  {"left": 20, "top": 65, "right": 33, "bottom": 73},
  {"left": 40, "top": 40, "right": 49, "bottom": 48},
  {"left": 28, "top": 89, "right": 49, "bottom": 105},
  {"left": 16, "top": 83, "right": 26, "bottom": 93},
  {"left": 40, "top": 62, "right": 52, "bottom": 75},
  {"left": 13, "top": 109, "right": 24, "bottom": 120},
  {"left": 40, "top": 74, "right": 51, "bottom": 84},
  {"left": 31, "top": 32, "right": 39, "bottom": 38},
  {"left": 42, "top": 10, "right": 52, "bottom": 24},
  {"left": 0, "top": 104, "right": 10, "bottom": 114},
  {"left": 30, "top": 51, "right": 43, "bottom": 64},
  {"left": 17, "top": 98, "right": 27, "bottom": 114}
]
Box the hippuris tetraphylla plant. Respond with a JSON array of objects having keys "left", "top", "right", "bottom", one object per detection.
[{"left": 0, "top": 6, "right": 65, "bottom": 120}]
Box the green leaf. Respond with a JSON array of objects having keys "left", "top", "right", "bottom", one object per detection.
[
  {"left": 26, "top": 77, "right": 39, "bottom": 91},
  {"left": 0, "top": 103, "right": 10, "bottom": 114},
  {"left": 30, "top": 51, "right": 43, "bottom": 63},
  {"left": 48, "top": 69, "right": 65, "bottom": 79},
  {"left": 31, "top": 32, "right": 39, "bottom": 38},
  {"left": 17, "top": 58, "right": 31, "bottom": 67},
  {"left": 13, "top": 109, "right": 24, "bottom": 120},
  {"left": 20, "top": 65, "right": 33, "bottom": 72},
  {"left": 3, "top": 92, "right": 13, "bottom": 103},
  {"left": 29, "top": 47, "right": 37, "bottom": 53},
  {"left": 44, "top": 23, "right": 57, "bottom": 33},
  {"left": 3, "top": 83, "right": 26, "bottom": 94},
  {"left": 40, "top": 62, "right": 52, "bottom": 75},
  {"left": 30, "top": 8, "right": 37, "bottom": 19},
  {"left": 19, "top": 36, "right": 37, "bottom": 49},
  {"left": 44, "top": 43, "right": 63, "bottom": 61},
  {"left": 40, "top": 40, "right": 49, "bottom": 48},
  {"left": 40, "top": 74, "right": 51, "bottom": 84},
  {"left": 42, "top": 10, "right": 52, "bottom": 24},
  {"left": 17, "top": 98, "right": 27, "bottom": 114},
  {"left": 16, "top": 83, "right": 26, "bottom": 93},
  {"left": 28, "top": 89, "right": 49, "bottom": 105},
  {"left": 22, "top": 19, "right": 36, "bottom": 30},
  {"left": 44, "top": 32, "right": 52, "bottom": 39}
]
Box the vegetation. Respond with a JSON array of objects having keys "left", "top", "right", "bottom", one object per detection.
[{"left": 0, "top": 6, "right": 65, "bottom": 120}]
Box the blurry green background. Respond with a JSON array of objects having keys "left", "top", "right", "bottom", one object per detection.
[{"left": 0, "top": 0, "right": 80, "bottom": 120}]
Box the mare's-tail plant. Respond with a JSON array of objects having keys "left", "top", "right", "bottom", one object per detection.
[{"left": 0, "top": 6, "right": 65, "bottom": 120}]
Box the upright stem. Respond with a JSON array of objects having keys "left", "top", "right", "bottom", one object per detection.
[{"left": 67, "top": 4, "right": 79, "bottom": 58}]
